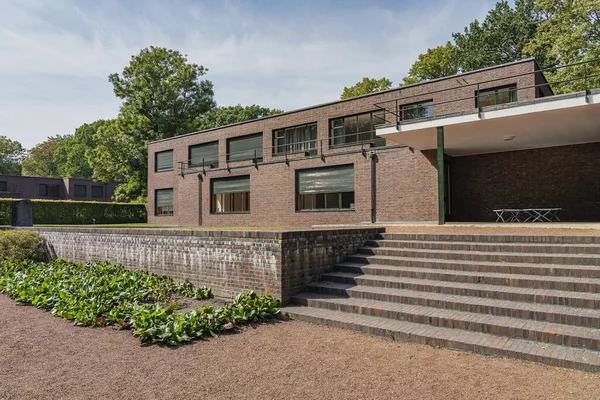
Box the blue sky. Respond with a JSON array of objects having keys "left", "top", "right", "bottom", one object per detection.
[{"left": 0, "top": 0, "right": 499, "bottom": 149}]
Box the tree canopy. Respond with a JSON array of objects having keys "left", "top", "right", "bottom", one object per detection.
[
  {"left": 21, "top": 136, "right": 67, "bottom": 178},
  {"left": 54, "top": 120, "right": 106, "bottom": 179},
  {"left": 452, "top": 0, "right": 544, "bottom": 72},
  {"left": 90, "top": 47, "right": 216, "bottom": 201},
  {"left": 397, "top": 0, "right": 598, "bottom": 89},
  {"left": 0, "top": 136, "right": 25, "bottom": 176},
  {"left": 524, "top": 0, "right": 600, "bottom": 92},
  {"left": 109, "top": 46, "right": 216, "bottom": 138},
  {"left": 194, "top": 105, "right": 284, "bottom": 131},
  {"left": 401, "top": 42, "right": 459, "bottom": 85},
  {"left": 340, "top": 77, "right": 393, "bottom": 99}
]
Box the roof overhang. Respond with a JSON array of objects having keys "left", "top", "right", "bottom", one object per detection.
[{"left": 376, "top": 90, "right": 600, "bottom": 156}]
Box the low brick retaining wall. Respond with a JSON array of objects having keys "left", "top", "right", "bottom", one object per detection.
[{"left": 22, "top": 227, "right": 383, "bottom": 303}]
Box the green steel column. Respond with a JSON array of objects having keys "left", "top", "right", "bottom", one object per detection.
[{"left": 437, "top": 126, "right": 445, "bottom": 225}]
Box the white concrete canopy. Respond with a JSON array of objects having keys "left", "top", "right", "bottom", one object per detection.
[{"left": 376, "top": 91, "right": 600, "bottom": 156}]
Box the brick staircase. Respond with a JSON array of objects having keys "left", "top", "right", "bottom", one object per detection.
[{"left": 284, "top": 232, "right": 600, "bottom": 372}]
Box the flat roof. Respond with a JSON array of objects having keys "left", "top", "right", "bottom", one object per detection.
[{"left": 149, "top": 58, "right": 537, "bottom": 145}]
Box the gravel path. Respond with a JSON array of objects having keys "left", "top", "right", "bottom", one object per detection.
[{"left": 1, "top": 295, "right": 599, "bottom": 399}]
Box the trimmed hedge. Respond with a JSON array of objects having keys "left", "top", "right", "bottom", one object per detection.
[
  {"left": 0, "top": 199, "right": 147, "bottom": 225},
  {"left": 0, "top": 200, "right": 12, "bottom": 225}
]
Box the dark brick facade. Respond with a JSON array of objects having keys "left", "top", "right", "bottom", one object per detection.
[
  {"left": 30, "top": 226, "right": 383, "bottom": 303},
  {"left": 148, "top": 60, "right": 541, "bottom": 226},
  {"left": 450, "top": 143, "right": 600, "bottom": 222},
  {"left": 0, "top": 175, "right": 118, "bottom": 202}
]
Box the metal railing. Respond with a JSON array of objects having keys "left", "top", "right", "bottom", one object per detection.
[
  {"left": 177, "top": 130, "right": 391, "bottom": 176},
  {"left": 374, "top": 58, "right": 600, "bottom": 125}
]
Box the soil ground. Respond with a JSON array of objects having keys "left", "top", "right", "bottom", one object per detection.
[{"left": 1, "top": 295, "right": 599, "bottom": 400}]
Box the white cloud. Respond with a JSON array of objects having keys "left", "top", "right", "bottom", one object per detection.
[{"left": 0, "top": 0, "right": 496, "bottom": 148}]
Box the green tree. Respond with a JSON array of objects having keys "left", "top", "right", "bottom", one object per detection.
[
  {"left": 341, "top": 77, "right": 393, "bottom": 99},
  {"left": 90, "top": 46, "right": 216, "bottom": 201},
  {"left": 524, "top": 0, "right": 600, "bottom": 92},
  {"left": 401, "top": 42, "right": 460, "bottom": 85},
  {"left": 0, "top": 136, "right": 25, "bottom": 175},
  {"left": 54, "top": 120, "right": 106, "bottom": 179},
  {"left": 21, "top": 136, "right": 67, "bottom": 178},
  {"left": 109, "top": 46, "right": 215, "bottom": 138},
  {"left": 452, "top": 0, "right": 545, "bottom": 71},
  {"left": 194, "top": 104, "right": 284, "bottom": 131},
  {"left": 90, "top": 117, "right": 148, "bottom": 202}
]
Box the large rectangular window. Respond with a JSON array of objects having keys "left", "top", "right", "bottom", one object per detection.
[
  {"left": 155, "top": 150, "right": 173, "bottom": 172},
  {"left": 74, "top": 184, "right": 87, "bottom": 198},
  {"left": 329, "top": 111, "right": 386, "bottom": 147},
  {"left": 91, "top": 185, "right": 104, "bottom": 198},
  {"left": 297, "top": 165, "right": 355, "bottom": 211},
  {"left": 211, "top": 176, "right": 250, "bottom": 213},
  {"left": 399, "top": 100, "right": 434, "bottom": 121},
  {"left": 189, "top": 141, "right": 219, "bottom": 168},
  {"left": 476, "top": 84, "right": 517, "bottom": 108},
  {"left": 273, "top": 123, "right": 317, "bottom": 155},
  {"left": 0, "top": 181, "right": 6, "bottom": 192},
  {"left": 155, "top": 188, "right": 174, "bottom": 216},
  {"left": 227, "top": 133, "right": 263, "bottom": 163},
  {"left": 39, "top": 184, "right": 59, "bottom": 197}
]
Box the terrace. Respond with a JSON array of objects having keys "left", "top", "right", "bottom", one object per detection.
[{"left": 374, "top": 58, "right": 600, "bottom": 224}]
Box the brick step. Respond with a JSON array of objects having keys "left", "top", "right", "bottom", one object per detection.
[
  {"left": 357, "top": 246, "right": 600, "bottom": 266},
  {"left": 366, "top": 239, "right": 600, "bottom": 255},
  {"left": 291, "top": 293, "right": 600, "bottom": 351},
  {"left": 324, "top": 267, "right": 600, "bottom": 293},
  {"left": 284, "top": 306, "right": 600, "bottom": 372},
  {"left": 302, "top": 282, "right": 600, "bottom": 328},
  {"left": 313, "top": 273, "right": 600, "bottom": 309},
  {"left": 379, "top": 233, "right": 600, "bottom": 245},
  {"left": 347, "top": 253, "right": 600, "bottom": 278}
]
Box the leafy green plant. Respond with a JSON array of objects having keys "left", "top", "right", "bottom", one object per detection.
[
  {"left": 193, "top": 286, "right": 212, "bottom": 300},
  {"left": 0, "top": 259, "right": 280, "bottom": 346}
]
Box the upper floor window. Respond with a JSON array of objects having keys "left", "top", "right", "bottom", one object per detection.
[
  {"left": 155, "top": 188, "right": 174, "bottom": 216},
  {"left": 399, "top": 100, "right": 434, "bottom": 121},
  {"left": 39, "top": 184, "right": 60, "bottom": 197},
  {"left": 189, "top": 141, "right": 219, "bottom": 168},
  {"left": 329, "top": 110, "right": 386, "bottom": 147},
  {"left": 273, "top": 123, "right": 317, "bottom": 156},
  {"left": 91, "top": 185, "right": 104, "bottom": 198},
  {"left": 297, "top": 165, "right": 355, "bottom": 211},
  {"left": 74, "top": 184, "right": 87, "bottom": 198},
  {"left": 0, "top": 181, "right": 7, "bottom": 192},
  {"left": 211, "top": 176, "right": 250, "bottom": 213},
  {"left": 155, "top": 150, "right": 173, "bottom": 172},
  {"left": 476, "top": 84, "right": 517, "bottom": 108},
  {"left": 227, "top": 133, "right": 263, "bottom": 163}
]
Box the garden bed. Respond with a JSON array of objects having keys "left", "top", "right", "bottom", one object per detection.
[{"left": 0, "top": 259, "right": 280, "bottom": 346}]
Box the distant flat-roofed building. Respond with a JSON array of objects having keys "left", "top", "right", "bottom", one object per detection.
[{"left": 0, "top": 175, "right": 118, "bottom": 202}]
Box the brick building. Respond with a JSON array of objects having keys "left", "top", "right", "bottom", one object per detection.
[
  {"left": 0, "top": 175, "right": 118, "bottom": 202},
  {"left": 147, "top": 58, "right": 600, "bottom": 226}
]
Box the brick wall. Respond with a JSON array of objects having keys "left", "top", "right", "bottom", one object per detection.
[
  {"left": 152, "top": 146, "right": 439, "bottom": 227},
  {"left": 280, "top": 228, "right": 385, "bottom": 300},
  {"left": 31, "top": 227, "right": 383, "bottom": 303},
  {"left": 148, "top": 60, "right": 538, "bottom": 227},
  {"left": 450, "top": 143, "right": 600, "bottom": 222}
]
